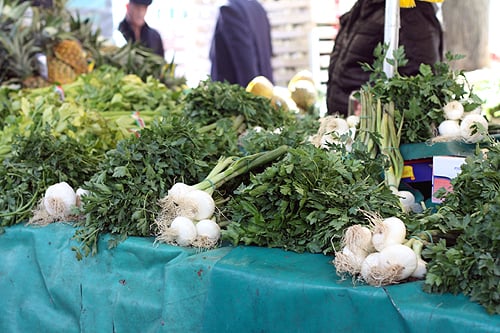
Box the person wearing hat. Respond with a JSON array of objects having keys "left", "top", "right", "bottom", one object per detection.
[{"left": 118, "top": 0, "right": 165, "bottom": 57}]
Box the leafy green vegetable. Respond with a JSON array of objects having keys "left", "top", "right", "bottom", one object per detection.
[
  {"left": 63, "top": 66, "right": 183, "bottom": 113},
  {"left": 361, "top": 45, "right": 483, "bottom": 144},
  {"left": 223, "top": 143, "right": 402, "bottom": 254},
  {"left": 416, "top": 139, "right": 500, "bottom": 315},
  {"left": 182, "top": 79, "right": 295, "bottom": 129},
  {"left": 0, "top": 127, "right": 101, "bottom": 227},
  {"left": 179, "top": 79, "right": 299, "bottom": 157},
  {"left": 72, "top": 114, "right": 219, "bottom": 259},
  {"left": 237, "top": 114, "right": 318, "bottom": 154}
]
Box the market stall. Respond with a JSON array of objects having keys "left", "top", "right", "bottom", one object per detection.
[{"left": 1, "top": 1, "right": 499, "bottom": 332}]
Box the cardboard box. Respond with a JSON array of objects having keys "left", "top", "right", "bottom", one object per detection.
[
  {"left": 401, "top": 158, "right": 433, "bottom": 183},
  {"left": 431, "top": 156, "right": 466, "bottom": 203}
]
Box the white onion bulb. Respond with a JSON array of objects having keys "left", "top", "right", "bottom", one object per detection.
[
  {"left": 371, "top": 217, "right": 406, "bottom": 251},
  {"left": 460, "top": 114, "right": 489, "bottom": 143},
  {"left": 195, "top": 219, "right": 221, "bottom": 243},
  {"left": 378, "top": 244, "right": 418, "bottom": 281},
  {"left": 170, "top": 216, "right": 197, "bottom": 246},
  {"left": 43, "top": 182, "right": 77, "bottom": 216},
  {"left": 442, "top": 101, "right": 464, "bottom": 120},
  {"left": 438, "top": 120, "right": 461, "bottom": 137}
]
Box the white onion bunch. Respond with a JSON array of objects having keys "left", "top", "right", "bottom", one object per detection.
[
  {"left": 154, "top": 146, "right": 289, "bottom": 249},
  {"left": 309, "top": 116, "right": 352, "bottom": 151},
  {"left": 437, "top": 101, "right": 489, "bottom": 143},
  {"left": 332, "top": 211, "right": 428, "bottom": 286},
  {"left": 154, "top": 183, "right": 220, "bottom": 249}
]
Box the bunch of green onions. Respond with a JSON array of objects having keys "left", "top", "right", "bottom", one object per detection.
[{"left": 358, "top": 89, "right": 404, "bottom": 195}]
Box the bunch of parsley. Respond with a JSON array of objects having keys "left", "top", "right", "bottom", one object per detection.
[
  {"left": 0, "top": 127, "right": 101, "bottom": 229},
  {"left": 222, "top": 143, "right": 403, "bottom": 254},
  {"left": 180, "top": 79, "right": 299, "bottom": 157},
  {"left": 182, "top": 79, "right": 296, "bottom": 129},
  {"left": 416, "top": 138, "right": 499, "bottom": 314},
  {"left": 72, "top": 114, "right": 218, "bottom": 259}
]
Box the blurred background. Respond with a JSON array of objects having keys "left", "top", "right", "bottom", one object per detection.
[{"left": 65, "top": 0, "right": 499, "bottom": 87}]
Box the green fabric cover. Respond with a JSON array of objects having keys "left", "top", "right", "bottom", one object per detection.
[
  {"left": 1, "top": 223, "right": 498, "bottom": 333},
  {"left": 400, "top": 141, "right": 477, "bottom": 160}
]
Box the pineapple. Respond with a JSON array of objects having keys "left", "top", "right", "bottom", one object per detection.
[
  {"left": 0, "top": 0, "right": 42, "bottom": 86},
  {"left": 53, "top": 39, "right": 88, "bottom": 75},
  {"left": 22, "top": 75, "right": 50, "bottom": 89},
  {"left": 47, "top": 56, "right": 77, "bottom": 85}
]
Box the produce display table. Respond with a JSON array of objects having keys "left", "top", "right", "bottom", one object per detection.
[{"left": 1, "top": 223, "right": 498, "bottom": 333}]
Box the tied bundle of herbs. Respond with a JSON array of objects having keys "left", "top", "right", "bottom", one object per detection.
[
  {"left": 72, "top": 114, "right": 219, "bottom": 259},
  {"left": 415, "top": 138, "right": 499, "bottom": 315},
  {"left": 223, "top": 143, "right": 403, "bottom": 254}
]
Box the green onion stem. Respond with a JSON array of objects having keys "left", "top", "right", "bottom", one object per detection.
[{"left": 193, "top": 145, "right": 289, "bottom": 195}]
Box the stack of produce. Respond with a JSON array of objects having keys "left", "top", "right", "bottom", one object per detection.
[{"left": 0, "top": 0, "right": 185, "bottom": 89}]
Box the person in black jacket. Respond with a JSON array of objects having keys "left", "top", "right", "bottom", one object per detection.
[
  {"left": 118, "top": 0, "right": 164, "bottom": 57},
  {"left": 326, "top": 0, "right": 443, "bottom": 116},
  {"left": 209, "top": 0, "right": 274, "bottom": 87}
]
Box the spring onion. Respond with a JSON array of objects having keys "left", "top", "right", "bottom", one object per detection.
[
  {"left": 438, "top": 120, "right": 461, "bottom": 138},
  {"left": 162, "top": 216, "right": 198, "bottom": 247},
  {"left": 460, "top": 114, "right": 489, "bottom": 143},
  {"left": 43, "top": 182, "right": 77, "bottom": 217},
  {"left": 193, "top": 219, "right": 221, "bottom": 248},
  {"left": 155, "top": 145, "right": 289, "bottom": 248},
  {"left": 442, "top": 100, "right": 464, "bottom": 120}
]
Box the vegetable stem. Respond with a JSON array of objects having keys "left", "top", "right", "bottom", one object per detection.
[{"left": 193, "top": 145, "right": 289, "bottom": 194}]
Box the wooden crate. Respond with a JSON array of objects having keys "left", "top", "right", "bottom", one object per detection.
[
  {"left": 310, "top": 22, "right": 338, "bottom": 87},
  {"left": 262, "top": 0, "right": 313, "bottom": 87}
]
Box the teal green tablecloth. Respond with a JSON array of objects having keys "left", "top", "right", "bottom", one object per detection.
[{"left": 1, "top": 223, "right": 498, "bottom": 333}]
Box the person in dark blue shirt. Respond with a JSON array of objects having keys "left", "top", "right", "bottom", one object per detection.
[
  {"left": 118, "top": 0, "right": 164, "bottom": 57},
  {"left": 209, "top": 0, "right": 274, "bottom": 87}
]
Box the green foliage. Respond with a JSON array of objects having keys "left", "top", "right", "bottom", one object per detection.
[
  {"left": 63, "top": 65, "right": 183, "bottom": 113},
  {"left": 238, "top": 114, "right": 318, "bottom": 154},
  {"left": 417, "top": 139, "right": 500, "bottom": 314},
  {"left": 0, "top": 127, "right": 101, "bottom": 227},
  {"left": 223, "top": 144, "right": 402, "bottom": 254},
  {"left": 180, "top": 79, "right": 299, "bottom": 157},
  {"left": 72, "top": 114, "right": 218, "bottom": 259},
  {"left": 182, "top": 79, "right": 295, "bottom": 129},
  {"left": 361, "top": 44, "right": 483, "bottom": 143}
]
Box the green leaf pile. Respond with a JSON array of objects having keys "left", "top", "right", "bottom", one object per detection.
[
  {"left": 0, "top": 127, "right": 101, "bottom": 227},
  {"left": 182, "top": 79, "right": 295, "bottom": 129},
  {"left": 72, "top": 114, "right": 218, "bottom": 259},
  {"left": 419, "top": 139, "right": 500, "bottom": 315},
  {"left": 223, "top": 144, "right": 402, "bottom": 254},
  {"left": 362, "top": 46, "right": 483, "bottom": 144}
]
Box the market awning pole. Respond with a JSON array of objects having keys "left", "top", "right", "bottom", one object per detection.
[{"left": 383, "top": 0, "right": 400, "bottom": 78}]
